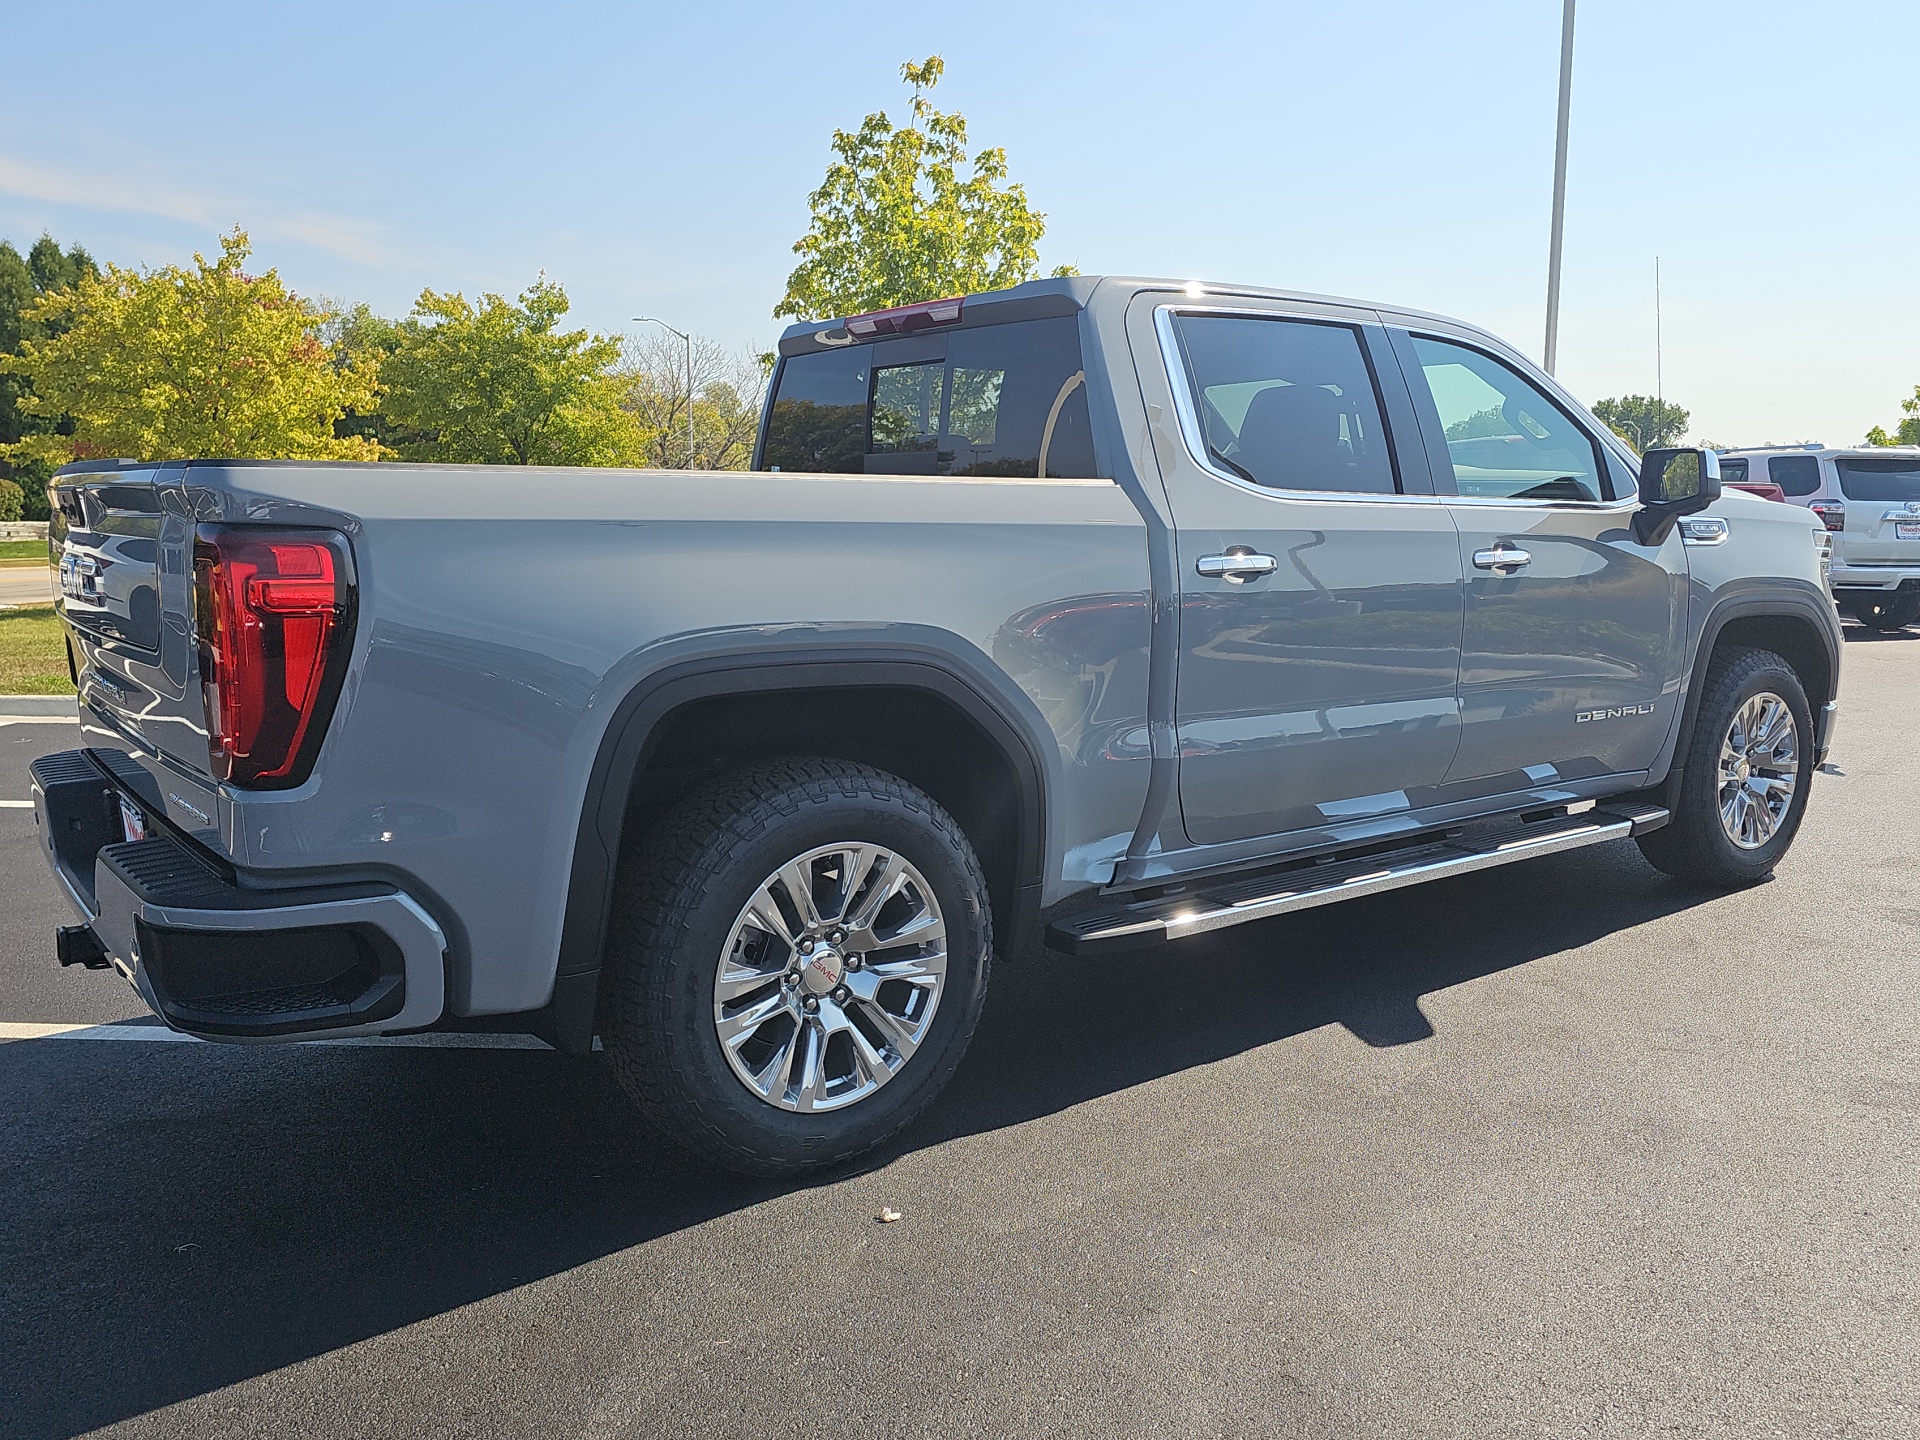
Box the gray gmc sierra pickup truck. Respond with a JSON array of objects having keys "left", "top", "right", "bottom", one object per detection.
[{"left": 31, "top": 275, "right": 1842, "bottom": 1175}]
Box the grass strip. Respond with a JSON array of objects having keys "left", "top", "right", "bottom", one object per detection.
[
  {"left": 0, "top": 538, "right": 52, "bottom": 563},
  {"left": 0, "top": 604, "right": 75, "bottom": 695}
]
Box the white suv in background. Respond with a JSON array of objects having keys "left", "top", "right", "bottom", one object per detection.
[{"left": 1718, "top": 444, "right": 1920, "bottom": 631}]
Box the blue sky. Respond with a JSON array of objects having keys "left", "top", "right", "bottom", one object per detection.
[{"left": 3, "top": 1, "right": 1912, "bottom": 447}]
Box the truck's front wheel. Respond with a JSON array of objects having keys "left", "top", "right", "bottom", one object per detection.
[
  {"left": 1636, "top": 646, "right": 1814, "bottom": 887},
  {"left": 602, "top": 759, "right": 991, "bottom": 1177}
]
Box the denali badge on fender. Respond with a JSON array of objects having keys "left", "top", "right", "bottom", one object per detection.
[{"left": 1577, "top": 704, "right": 1657, "bottom": 723}]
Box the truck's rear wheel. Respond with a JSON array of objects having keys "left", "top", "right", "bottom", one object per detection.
[
  {"left": 1847, "top": 594, "right": 1920, "bottom": 632},
  {"left": 602, "top": 759, "right": 991, "bottom": 1177},
  {"left": 1636, "top": 647, "right": 1814, "bottom": 887}
]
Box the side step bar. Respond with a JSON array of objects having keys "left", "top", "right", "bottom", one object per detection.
[{"left": 1047, "top": 803, "right": 1670, "bottom": 957}]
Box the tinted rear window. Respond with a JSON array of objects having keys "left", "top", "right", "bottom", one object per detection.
[
  {"left": 1718, "top": 457, "right": 1749, "bottom": 484},
  {"left": 1835, "top": 456, "right": 1920, "bottom": 501},
  {"left": 1767, "top": 454, "right": 1822, "bottom": 495},
  {"left": 759, "top": 317, "right": 1097, "bottom": 478}
]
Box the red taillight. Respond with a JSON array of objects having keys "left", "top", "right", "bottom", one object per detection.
[
  {"left": 1808, "top": 501, "right": 1846, "bottom": 532},
  {"left": 193, "top": 527, "right": 354, "bottom": 788}
]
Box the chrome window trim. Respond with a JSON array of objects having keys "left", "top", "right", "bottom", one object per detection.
[
  {"left": 1444, "top": 492, "right": 1639, "bottom": 514},
  {"left": 1152, "top": 305, "right": 1442, "bottom": 506}
]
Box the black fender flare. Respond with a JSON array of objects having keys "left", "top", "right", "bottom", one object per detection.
[
  {"left": 1646, "top": 580, "right": 1841, "bottom": 797},
  {"left": 541, "top": 643, "right": 1053, "bottom": 1051}
]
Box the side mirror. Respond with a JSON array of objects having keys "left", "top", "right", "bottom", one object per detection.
[{"left": 1633, "top": 447, "right": 1722, "bottom": 545}]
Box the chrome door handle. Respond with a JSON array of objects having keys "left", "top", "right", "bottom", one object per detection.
[
  {"left": 1472, "top": 545, "right": 1532, "bottom": 574},
  {"left": 1196, "top": 547, "right": 1279, "bottom": 583}
]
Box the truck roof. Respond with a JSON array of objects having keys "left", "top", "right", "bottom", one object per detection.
[
  {"left": 774, "top": 275, "right": 1488, "bottom": 358},
  {"left": 1719, "top": 444, "right": 1920, "bottom": 459}
]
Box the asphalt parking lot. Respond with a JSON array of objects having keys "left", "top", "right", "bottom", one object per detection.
[{"left": 3, "top": 631, "right": 1916, "bottom": 1440}]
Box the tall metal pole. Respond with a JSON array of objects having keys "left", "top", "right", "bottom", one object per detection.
[
  {"left": 1543, "top": 0, "right": 1577, "bottom": 376},
  {"left": 634, "top": 316, "right": 696, "bottom": 469},
  {"left": 1655, "top": 256, "right": 1663, "bottom": 402}
]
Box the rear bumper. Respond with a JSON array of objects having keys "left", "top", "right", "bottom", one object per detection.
[
  {"left": 1830, "top": 570, "right": 1920, "bottom": 593},
  {"left": 30, "top": 749, "right": 446, "bottom": 1041}
]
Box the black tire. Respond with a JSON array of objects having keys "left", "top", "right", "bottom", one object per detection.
[
  {"left": 1848, "top": 594, "right": 1920, "bottom": 632},
  {"left": 1636, "top": 646, "right": 1814, "bottom": 887},
  {"left": 602, "top": 758, "right": 992, "bottom": 1177}
]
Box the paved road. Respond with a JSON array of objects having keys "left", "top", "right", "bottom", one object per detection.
[
  {"left": 0, "top": 564, "right": 55, "bottom": 606},
  {"left": 3, "top": 634, "right": 1917, "bottom": 1440}
]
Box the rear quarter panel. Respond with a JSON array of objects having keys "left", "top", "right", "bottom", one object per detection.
[{"left": 179, "top": 463, "right": 1152, "bottom": 1015}]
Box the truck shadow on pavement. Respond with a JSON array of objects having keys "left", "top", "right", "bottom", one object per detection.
[{"left": 2, "top": 840, "right": 1715, "bottom": 1439}]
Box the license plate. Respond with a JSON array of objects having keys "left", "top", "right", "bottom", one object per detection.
[
  {"left": 1897, "top": 521, "right": 1920, "bottom": 541},
  {"left": 119, "top": 794, "right": 147, "bottom": 843}
]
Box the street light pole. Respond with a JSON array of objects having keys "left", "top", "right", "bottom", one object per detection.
[
  {"left": 1543, "top": 0, "right": 1577, "bottom": 376},
  {"left": 634, "top": 316, "right": 694, "bottom": 469}
]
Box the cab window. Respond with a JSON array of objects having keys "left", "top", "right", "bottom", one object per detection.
[
  {"left": 759, "top": 317, "right": 1096, "bottom": 478},
  {"left": 1167, "top": 314, "right": 1398, "bottom": 494},
  {"left": 1767, "top": 455, "right": 1822, "bottom": 496},
  {"left": 1409, "top": 336, "right": 1606, "bottom": 503}
]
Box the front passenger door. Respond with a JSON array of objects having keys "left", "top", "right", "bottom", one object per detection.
[{"left": 1396, "top": 331, "right": 1688, "bottom": 792}]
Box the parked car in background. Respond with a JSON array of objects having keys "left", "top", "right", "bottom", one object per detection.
[{"left": 1718, "top": 444, "right": 1920, "bottom": 630}]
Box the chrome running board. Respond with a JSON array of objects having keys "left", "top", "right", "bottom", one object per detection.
[{"left": 1046, "top": 803, "right": 1670, "bottom": 957}]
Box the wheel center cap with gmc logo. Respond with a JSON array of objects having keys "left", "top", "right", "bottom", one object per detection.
[{"left": 800, "top": 946, "right": 845, "bottom": 996}]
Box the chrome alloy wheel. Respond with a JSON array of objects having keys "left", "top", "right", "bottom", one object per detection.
[
  {"left": 712, "top": 843, "right": 947, "bottom": 1112},
  {"left": 1717, "top": 691, "right": 1799, "bottom": 850}
]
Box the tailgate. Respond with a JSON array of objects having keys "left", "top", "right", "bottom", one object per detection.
[
  {"left": 1835, "top": 455, "right": 1920, "bottom": 565},
  {"left": 51, "top": 462, "right": 213, "bottom": 776}
]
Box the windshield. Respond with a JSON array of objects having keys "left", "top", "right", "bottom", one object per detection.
[{"left": 1835, "top": 457, "right": 1920, "bottom": 502}]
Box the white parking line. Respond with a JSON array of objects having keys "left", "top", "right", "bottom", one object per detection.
[
  {"left": 0, "top": 1020, "right": 561, "bottom": 1050},
  {"left": 1, "top": 800, "right": 33, "bottom": 808},
  {"left": 0, "top": 715, "right": 78, "bottom": 726}
]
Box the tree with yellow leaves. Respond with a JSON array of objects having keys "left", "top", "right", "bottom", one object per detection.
[{"left": 0, "top": 228, "right": 381, "bottom": 466}]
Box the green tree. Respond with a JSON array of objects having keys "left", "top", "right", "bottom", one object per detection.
[
  {"left": 776, "top": 56, "right": 1072, "bottom": 321},
  {"left": 380, "top": 280, "right": 647, "bottom": 466},
  {"left": 1444, "top": 405, "right": 1510, "bottom": 441},
  {"left": 1591, "top": 395, "right": 1689, "bottom": 453},
  {"left": 1864, "top": 385, "right": 1920, "bottom": 447},
  {"left": 0, "top": 234, "right": 101, "bottom": 519},
  {"left": 1, "top": 229, "right": 381, "bottom": 468},
  {"left": 322, "top": 302, "right": 427, "bottom": 454}
]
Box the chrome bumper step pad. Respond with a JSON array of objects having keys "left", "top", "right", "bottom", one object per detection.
[{"left": 1046, "top": 803, "right": 1671, "bottom": 957}]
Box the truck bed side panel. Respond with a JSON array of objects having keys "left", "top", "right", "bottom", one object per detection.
[{"left": 163, "top": 463, "right": 1152, "bottom": 1015}]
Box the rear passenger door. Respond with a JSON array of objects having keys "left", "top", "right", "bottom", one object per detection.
[
  {"left": 1151, "top": 305, "right": 1466, "bottom": 846},
  {"left": 1393, "top": 330, "right": 1688, "bottom": 791}
]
